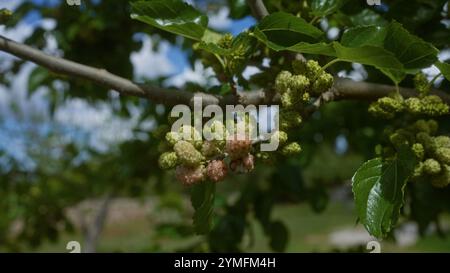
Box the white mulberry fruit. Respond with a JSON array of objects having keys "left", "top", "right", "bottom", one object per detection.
[{"left": 173, "top": 140, "right": 204, "bottom": 167}]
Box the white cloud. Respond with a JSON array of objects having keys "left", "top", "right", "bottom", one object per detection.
[
  {"left": 54, "top": 99, "right": 142, "bottom": 153},
  {"left": 164, "top": 60, "right": 219, "bottom": 88},
  {"left": 1, "top": 0, "right": 24, "bottom": 11},
  {"left": 0, "top": 18, "right": 58, "bottom": 69},
  {"left": 337, "top": 63, "right": 368, "bottom": 82},
  {"left": 130, "top": 35, "right": 175, "bottom": 80},
  {"left": 421, "top": 50, "right": 450, "bottom": 86},
  {"left": 208, "top": 7, "right": 232, "bottom": 30},
  {"left": 242, "top": 66, "right": 261, "bottom": 80}
]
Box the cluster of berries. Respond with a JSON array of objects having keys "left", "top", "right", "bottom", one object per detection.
[
  {"left": 196, "top": 32, "right": 255, "bottom": 80},
  {"left": 254, "top": 60, "right": 332, "bottom": 163},
  {"left": 275, "top": 59, "right": 334, "bottom": 109},
  {"left": 155, "top": 59, "right": 337, "bottom": 186},
  {"left": 155, "top": 119, "right": 256, "bottom": 186},
  {"left": 375, "top": 119, "right": 450, "bottom": 188},
  {"left": 369, "top": 73, "right": 449, "bottom": 119}
]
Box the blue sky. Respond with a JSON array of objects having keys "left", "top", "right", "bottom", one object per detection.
[
  {"left": 0, "top": 0, "right": 258, "bottom": 171},
  {"left": 16, "top": 0, "right": 257, "bottom": 76}
]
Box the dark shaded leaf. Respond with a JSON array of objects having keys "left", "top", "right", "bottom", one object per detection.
[
  {"left": 435, "top": 61, "right": 450, "bottom": 82},
  {"left": 268, "top": 221, "right": 289, "bottom": 252},
  {"left": 310, "top": 0, "right": 346, "bottom": 17},
  {"left": 28, "top": 67, "right": 50, "bottom": 95},
  {"left": 384, "top": 21, "right": 438, "bottom": 73},
  {"left": 349, "top": 9, "right": 388, "bottom": 26},
  {"left": 191, "top": 181, "right": 216, "bottom": 234},
  {"left": 341, "top": 25, "right": 386, "bottom": 47}
]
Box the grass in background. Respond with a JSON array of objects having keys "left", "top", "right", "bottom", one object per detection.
[{"left": 24, "top": 201, "right": 450, "bottom": 253}]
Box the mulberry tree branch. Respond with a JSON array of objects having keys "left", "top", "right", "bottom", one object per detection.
[
  {"left": 246, "top": 0, "right": 269, "bottom": 20},
  {"left": 1, "top": 34, "right": 449, "bottom": 110}
]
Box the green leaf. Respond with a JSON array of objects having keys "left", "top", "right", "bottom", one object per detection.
[
  {"left": 341, "top": 25, "right": 387, "bottom": 48},
  {"left": 253, "top": 18, "right": 334, "bottom": 56},
  {"left": 130, "top": 0, "right": 208, "bottom": 41},
  {"left": 349, "top": 9, "right": 388, "bottom": 26},
  {"left": 338, "top": 22, "right": 438, "bottom": 82},
  {"left": 268, "top": 221, "right": 289, "bottom": 252},
  {"left": 191, "top": 181, "right": 216, "bottom": 234},
  {"left": 202, "top": 29, "right": 223, "bottom": 44},
  {"left": 384, "top": 21, "right": 438, "bottom": 72},
  {"left": 254, "top": 12, "right": 324, "bottom": 46},
  {"left": 227, "top": 0, "right": 249, "bottom": 19},
  {"left": 310, "top": 0, "right": 345, "bottom": 17},
  {"left": 435, "top": 61, "right": 450, "bottom": 81},
  {"left": 351, "top": 146, "right": 416, "bottom": 238},
  {"left": 333, "top": 42, "right": 404, "bottom": 82},
  {"left": 196, "top": 42, "right": 230, "bottom": 56},
  {"left": 0, "top": 8, "right": 12, "bottom": 24},
  {"left": 28, "top": 67, "right": 50, "bottom": 95},
  {"left": 287, "top": 42, "right": 336, "bottom": 56}
]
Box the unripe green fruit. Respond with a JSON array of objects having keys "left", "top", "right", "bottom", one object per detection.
[
  {"left": 173, "top": 141, "right": 204, "bottom": 167},
  {"left": 158, "top": 152, "right": 178, "bottom": 170},
  {"left": 275, "top": 71, "right": 292, "bottom": 94},
  {"left": 281, "top": 142, "right": 302, "bottom": 156},
  {"left": 369, "top": 97, "right": 404, "bottom": 119},
  {"left": 305, "top": 60, "right": 322, "bottom": 79},
  {"left": 311, "top": 73, "right": 333, "bottom": 95},
  {"left": 166, "top": 131, "right": 181, "bottom": 146},
  {"left": 404, "top": 98, "right": 422, "bottom": 115},
  {"left": 431, "top": 164, "right": 450, "bottom": 188},
  {"left": 218, "top": 33, "right": 233, "bottom": 49},
  {"left": 416, "top": 132, "right": 433, "bottom": 151},
  {"left": 379, "top": 97, "right": 404, "bottom": 112},
  {"left": 368, "top": 103, "right": 395, "bottom": 119},
  {"left": 433, "top": 136, "right": 450, "bottom": 148},
  {"left": 290, "top": 75, "right": 310, "bottom": 93},
  {"left": 178, "top": 125, "right": 202, "bottom": 149},
  {"left": 0, "top": 9, "right": 12, "bottom": 24},
  {"left": 280, "top": 89, "right": 295, "bottom": 108},
  {"left": 271, "top": 130, "right": 288, "bottom": 146},
  {"left": 413, "top": 73, "right": 429, "bottom": 96},
  {"left": 420, "top": 95, "right": 449, "bottom": 116},
  {"left": 423, "top": 158, "right": 441, "bottom": 175},
  {"left": 435, "top": 147, "right": 450, "bottom": 165},
  {"left": 412, "top": 143, "right": 425, "bottom": 160}
]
